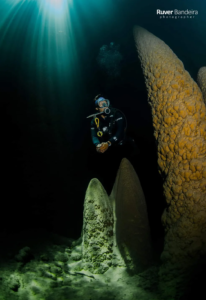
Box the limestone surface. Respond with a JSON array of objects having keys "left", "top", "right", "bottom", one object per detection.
[
  {"left": 82, "top": 178, "right": 114, "bottom": 274},
  {"left": 110, "top": 158, "right": 153, "bottom": 273},
  {"left": 133, "top": 26, "right": 206, "bottom": 266},
  {"left": 197, "top": 67, "right": 206, "bottom": 104}
]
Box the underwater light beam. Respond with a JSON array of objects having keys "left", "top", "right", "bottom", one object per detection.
[
  {"left": 44, "top": 0, "right": 70, "bottom": 16},
  {"left": 46, "top": 0, "right": 64, "bottom": 8}
]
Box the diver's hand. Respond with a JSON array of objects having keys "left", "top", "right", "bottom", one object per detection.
[
  {"left": 96, "top": 144, "right": 103, "bottom": 153},
  {"left": 101, "top": 142, "right": 109, "bottom": 153},
  {"left": 96, "top": 143, "right": 109, "bottom": 153}
]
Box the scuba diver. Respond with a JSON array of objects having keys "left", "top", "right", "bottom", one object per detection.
[
  {"left": 87, "top": 94, "right": 137, "bottom": 155},
  {"left": 86, "top": 94, "right": 138, "bottom": 193}
]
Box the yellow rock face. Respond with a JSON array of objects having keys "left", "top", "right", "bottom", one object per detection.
[{"left": 134, "top": 26, "right": 206, "bottom": 265}]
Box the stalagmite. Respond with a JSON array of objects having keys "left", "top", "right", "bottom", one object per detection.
[
  {"left": 82, "top": 178, "right": 114, "bottom": 274},
  {"left": 110, "top": 158, "right": 153, "bottom": 273},
  {"left": 197, "top": 66, "right": 206, "bottom": 104},
  {"left": 133, "top": 25, "right": 206, "bottom": 266}
]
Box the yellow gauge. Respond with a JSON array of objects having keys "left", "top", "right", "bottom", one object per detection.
[{"left": 97, "top": 131, "right": 103, "bottom": 137}]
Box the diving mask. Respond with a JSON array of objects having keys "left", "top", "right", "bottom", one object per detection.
[
  {"left": 99, "top": 102, "right": 111, "bottom": 114},
  {"left": 95, "top": 97, "right": 111, "bottom": 114}
]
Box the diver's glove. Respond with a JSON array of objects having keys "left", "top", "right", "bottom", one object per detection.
[{"left": 96, "top": 142, "right": 110, "bottom": 153}]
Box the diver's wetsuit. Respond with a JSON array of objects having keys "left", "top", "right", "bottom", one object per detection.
[
  {"left": 90, "top": 108, "right": 126, "bottom": 147},
  {"left": 89, "top": 107, "right": 138, "bottom": 193}
]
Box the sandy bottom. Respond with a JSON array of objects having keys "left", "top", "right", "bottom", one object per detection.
[{"left": 0, "top": 229, "right": 191, "bottom": 300}]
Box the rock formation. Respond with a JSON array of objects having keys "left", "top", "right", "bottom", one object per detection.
[
  {"left": 82, "top": 178, "right": 114, "bottom": 274},
  {"left": 110, "top": 158, "right": 153, "bottom": 273},
  {"left": 133, "top": 26, "right": 206, "bottom": 267},
  {"left": 81, "top": 158, "right": 153, "bottom": 274},
  {"left": 197, "top": 67, "right": 206, "bottom": 104}
]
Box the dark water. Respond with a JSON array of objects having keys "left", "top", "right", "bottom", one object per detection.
[{"left": 1, "top": 0, "right": 205, "bottom": 246}]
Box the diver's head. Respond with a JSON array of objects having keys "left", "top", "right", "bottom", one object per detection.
[{"left": 94, "top": 94, "right": 111, "bottom": 114}]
